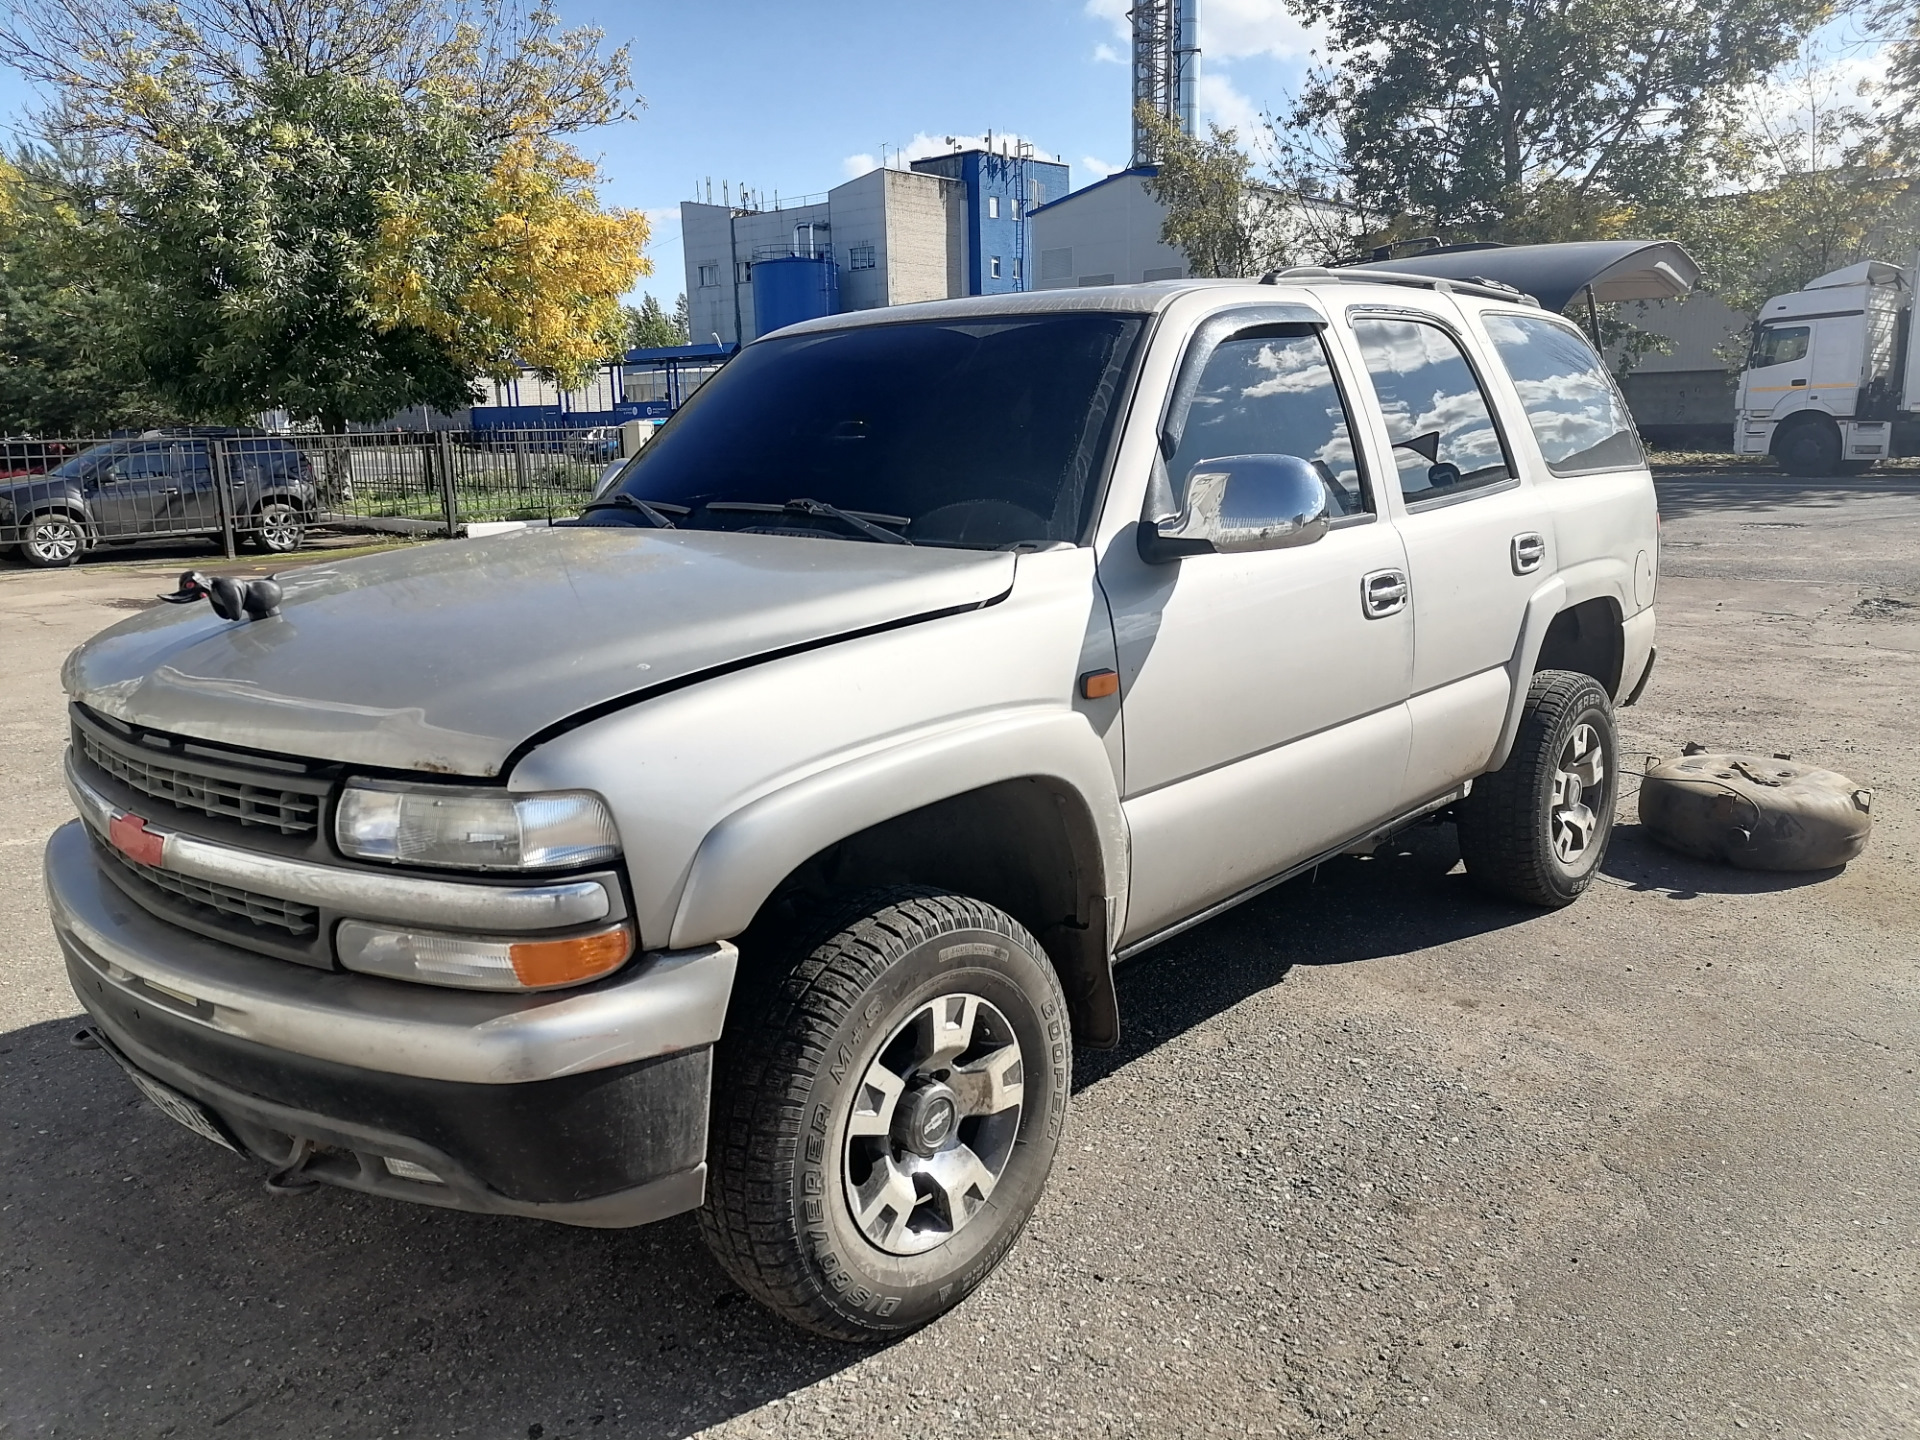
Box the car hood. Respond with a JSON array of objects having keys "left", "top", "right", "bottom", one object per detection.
[{"left": 64, "top": 526, "right": 1016, "bottom": 776}]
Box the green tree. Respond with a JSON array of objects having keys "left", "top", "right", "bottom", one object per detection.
[
  {"left": 1274, "top": 0, "right": 1833, "bottom": 241},
  {"left": 624, "top": 292, "right": 689, "bottom": 350},
  {"left": 1139, "top": 108, "right": 1277, "bottom": 277},
  {"left": 0, "top": 153, "right": 179, "bottom": 433}
]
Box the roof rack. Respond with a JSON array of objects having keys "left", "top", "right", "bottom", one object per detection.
[{"left": 1258, "top": 266, "right": 1541, "bottom": 307}]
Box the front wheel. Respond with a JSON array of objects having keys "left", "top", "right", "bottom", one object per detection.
[
  {"left": 700, "top": 889, "right": 1071, "bottom": 1340},
  {"left": 1458, "top": 669, "right": 1619, "bottom": 907},
  {"left": 1774, "top": 419, "right": 1841, "bottom": 477},
  {"left": 20, "top": 513, "right": 85, "bottom": 568}
]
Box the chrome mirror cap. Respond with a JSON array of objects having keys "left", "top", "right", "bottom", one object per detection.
[{"left": 1141, "top": 454, "right": 1333, "bottom": 562}]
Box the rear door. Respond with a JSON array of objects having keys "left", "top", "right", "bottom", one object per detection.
[
  {"left": 154, "top": 441, "right": 220, "bottom": 533},
  {"left": 1341, "top": 308, "right": 1551, "bottom": 800}
]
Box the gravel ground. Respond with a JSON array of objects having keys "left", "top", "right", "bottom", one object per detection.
[{"left": 1, "top": 473, "right": 1916, "bottom": 1440}]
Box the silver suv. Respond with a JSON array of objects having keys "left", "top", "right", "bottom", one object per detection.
[{"left": 45, "top": 247, "right": 1665, "bottom": 1339}]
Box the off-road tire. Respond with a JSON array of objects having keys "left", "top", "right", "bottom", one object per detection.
[
  {"left": 1774, "top": 419, "right": 1842, "bottom": 477},
  {"left": 699, "top": 888, "right": 1071, "bottom": 1341},
  {"left": 1458, "top": 669, "right": 1619, "bottom": 908},
  {"left": 20, "top": 512, "right": 84, "bottom": 568}
]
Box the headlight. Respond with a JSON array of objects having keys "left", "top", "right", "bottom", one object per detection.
[
  {"left": 337, "top": 919, "right": 633, "bottom": 990},
  {"left": 335, "top": 780, "right": 620, "bottom": 871}
]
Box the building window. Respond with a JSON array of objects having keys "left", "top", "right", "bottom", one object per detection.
[
  {"left": 849, "top": 244, "right": 876, "bottom": 271},
  {"left": 987, "top": 195, "right": 1000, "bottom": 219},
  {"left": 697, "top": 263, "right": 719, "bottom": 288},
  {"left": 1011, "top": 197, "right": 1022, "bottom": 219},
  {"left": 1012, "top": 257, "right": 1022, "bottom": 282},
  {"left": 989, "top": 256, "right": 1002, "bottom": 279},
  {"left": 735, "top": 260, "right": 752, "bottom": 284}
]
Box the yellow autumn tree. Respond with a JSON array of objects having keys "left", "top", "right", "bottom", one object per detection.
[{"left": 371, "top": 126, "right": 650, "bottom": 389}]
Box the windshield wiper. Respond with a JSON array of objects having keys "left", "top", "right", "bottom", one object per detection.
[
  {"left": 708, "top": 497, "right": 913, "bottom": 545},
  {"left": 576, "top": 493, "right": 680, "bottom": 528}
]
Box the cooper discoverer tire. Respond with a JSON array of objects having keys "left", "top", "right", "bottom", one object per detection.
[
  {"left": 699, "top": 888, "right": 1071, "bottom": 1340},
  {"left": 1458, "top": 669, "right": 1619, "bottom": 907}
]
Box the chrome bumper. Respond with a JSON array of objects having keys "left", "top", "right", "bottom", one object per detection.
[{"left": 46, "top": 820, "right": 737, "bottom": 1085}]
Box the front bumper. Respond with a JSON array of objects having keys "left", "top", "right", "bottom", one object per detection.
[{"left": 46, "top": 821, "right": 737, "bottom": 1227}]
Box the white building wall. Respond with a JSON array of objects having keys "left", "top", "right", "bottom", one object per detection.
[
  {"left": 1031, "top": 172, "right": 1188, "bottom": 288},
  {"left": 875, "top": 169, "right": 964, "bottom": 304},
  {"left": 826, "top": 170, "right": 890, "bottom": 314}
]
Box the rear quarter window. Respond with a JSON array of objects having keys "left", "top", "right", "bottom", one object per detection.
[{"left": 1482, "top": 313, "right": 1644, "bottom": 475}]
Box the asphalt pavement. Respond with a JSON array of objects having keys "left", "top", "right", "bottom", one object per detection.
[{"left": 1, "top": 471, "right": 1916, "bottom": 1439}]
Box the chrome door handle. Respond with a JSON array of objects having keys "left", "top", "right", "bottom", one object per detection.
[
  {"left": 1511, "top": 532, "right": 1546, "bottom": 574},
  {"left": 1361, "top": 568, "right": 1409, "bottom": 618}
]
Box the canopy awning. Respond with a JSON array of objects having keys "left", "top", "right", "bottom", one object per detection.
[{"left": 1350, "top": 240, "right": 1701, "bottom": 313}]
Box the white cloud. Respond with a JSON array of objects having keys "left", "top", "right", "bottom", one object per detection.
[
  {"left": 1082, "top": 154, "right": 1121, "bottom": 178},
  {"left": 1199, "top": 0, "right": 1319, "bottom": 61},
  {"left": 1200, "top": 70, "right": 1265, "bottom": 137},
  {"left": 1085, "top": 0, "right": 1318, "bottom": 61},
  {"left": 842, "top": 152, "right": 876, "bottom": 179},
  {"left": 1093, "top": 40, "right": 1123, "bottom": 65}
]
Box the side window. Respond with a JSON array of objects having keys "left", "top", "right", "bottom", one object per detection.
[
  {"left": 1167, "top": 325, "right": 1369, "bottom": 516},
  {"left": 1482, "top": 313, "right": 1644, "bottom": 475},
  {"left": 1350, "top": 316, "right": 1513, "bottom": 502},
  {"left": 1750, "top": 323, "right": 1809, "bottom": 369}
]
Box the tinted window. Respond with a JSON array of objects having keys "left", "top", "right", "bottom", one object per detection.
[
  {"left": 1751, "top": 324, "right": 1810, "bottom": 368},
  {"left": 1351, "top": 317, "right": 1512, "bottom": 501},
  {"left": 1483, "top": 314, "right": 1643, "bottom": 475},
  {"left": 608, "top": 315, "right": 1144, "bottom": 548},
  {"left": 1168, "top": 326, "right": 1368, "bottom": 516}
]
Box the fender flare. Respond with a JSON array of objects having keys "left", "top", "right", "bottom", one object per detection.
[
  {"left": 1487, "top": 576, "right": 1567, "bottom": 772},
  {"left": 668, "top": 706, "right": 1130, "bottom": 952}
]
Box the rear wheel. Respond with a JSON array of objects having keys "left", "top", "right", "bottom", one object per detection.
[
  {"left": 247, "top": 501, "right": 305, "bottom": 554},
  {"left": 1458, "top": 670, "right": 1619, "bottom": 907},
  {"left": 700, "top": 888, "right": 1070, "bottom": 1340},
  {"left": 20, "top": 513, "right": 84, "bottom": 568}
]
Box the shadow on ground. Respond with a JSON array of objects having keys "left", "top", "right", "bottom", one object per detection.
[
  {"left": 0, "top": 821, "right": 1620, "bottom": 1438},
  {"left": 1649, "top": 470, "right": 1920, "bottom": 519}
]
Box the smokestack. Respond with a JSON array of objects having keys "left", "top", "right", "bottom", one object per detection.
[{"left": 1130, "top": 1, "right": 1201, "bottom": 167}]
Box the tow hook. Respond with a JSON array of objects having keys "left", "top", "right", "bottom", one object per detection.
[
  {"left": 263, "top": 1136, "right": 323, "bottom": 1196},
  {"left": 69, "top": 1026, "right": 101, "bottom": 1051}
]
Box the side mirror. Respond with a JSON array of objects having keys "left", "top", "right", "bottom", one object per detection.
[{"left": 1139, "top": 454, "right": 1331, "bottom": 563}]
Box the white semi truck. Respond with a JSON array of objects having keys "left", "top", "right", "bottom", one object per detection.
[{"left": 1735, "top": 255, "right": 1920, "bottom": 474}]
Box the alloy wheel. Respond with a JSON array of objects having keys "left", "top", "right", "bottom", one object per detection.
[
  {"left": 1550, "top": 722, "right": 1606, "bottom": 864},
  {"left": 27, "top": 517, "right": 80, "bottom": 564},
  {"left": 843, "top": 992, "right": 1025, "bottom": 1256},
  {"left": 257, "top": 503, "right": 304, "bottom": 553}
]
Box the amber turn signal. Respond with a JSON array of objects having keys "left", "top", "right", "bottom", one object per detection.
[
  {"left": 510, "top": 926, "right": 634, "bottom": 988},
  {"left": 1080, "top": 668, "right": 1120, "bottom": 699}
]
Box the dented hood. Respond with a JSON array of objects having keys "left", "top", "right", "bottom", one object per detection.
[{"left": 64, "top": 526, "right": 1015, "bottom": 776}]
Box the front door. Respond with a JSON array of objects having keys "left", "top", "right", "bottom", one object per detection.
[
  {"left": 1102, "top": 314, "right": 1415, "bottom": 945},
  {"left": 1345, "top": 312, "right": 1552, "bottom": 800},
  {"left": 86, "top": 443, "right": 176, "bottom": 538}
]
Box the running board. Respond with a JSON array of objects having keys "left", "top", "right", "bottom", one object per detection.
[{"left": 1113, "top": 785, "right": 1469, "bottom": 964}]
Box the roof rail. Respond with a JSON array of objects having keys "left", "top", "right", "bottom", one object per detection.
[{"left": 1258, "top": 266, "right": 1541, "bottom": 307}]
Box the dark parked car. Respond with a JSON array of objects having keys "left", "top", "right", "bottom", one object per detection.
[{"left": 0, "top": 431, "right": 316, "bottom": 568}]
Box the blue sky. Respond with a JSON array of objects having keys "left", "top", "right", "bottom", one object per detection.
[{"left": 0, "top": 0, "right": 1890, "bottom": 310}]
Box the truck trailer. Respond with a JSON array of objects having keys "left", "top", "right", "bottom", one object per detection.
[{"left": 1735, "top": 256, "right": 1920, "bottom": 474}]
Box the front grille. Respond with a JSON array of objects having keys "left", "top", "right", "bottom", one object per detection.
[
  {"left": 73, "top": 711, "right": 328, "bottom": 838},
  {"left": 100, "top": 840, "right": 319, "bottom": 938}
]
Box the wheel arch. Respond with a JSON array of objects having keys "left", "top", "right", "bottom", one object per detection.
[
  {"left": 671, "top": 711, "right": 1127, "bottom": 1048},
  {"left": 1489, "top": 574, "right": 1629, "bottom": 771}
]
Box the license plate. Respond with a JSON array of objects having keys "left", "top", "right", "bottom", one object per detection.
[{"left": 122, "top": 1065, "right": 239, "bottom": 1153}]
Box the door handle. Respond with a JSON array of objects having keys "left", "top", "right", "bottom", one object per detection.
[
  {"left": 160, "top": 486, "right": 180, "bottom": 496},
  {"left": 1361, "top": 568, "right": 1409, "bottom": 618},
  {"left": 1790, "top": 378, "right": 1807, "bottom": 387},
  {"left": 1511, "top": 531, "right": 1546, "bottom": 574}
]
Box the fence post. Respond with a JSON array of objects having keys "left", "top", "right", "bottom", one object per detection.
[
  {"left": 210, "top": 439, "right": 237, "bottom": 561},
  {"left": 436, "top": 431, "right": 459, "bottom": 538}
]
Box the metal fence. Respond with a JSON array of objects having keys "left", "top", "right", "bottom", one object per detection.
[{"left": 0, "top": 427, "right": 622, "bottom": 566}]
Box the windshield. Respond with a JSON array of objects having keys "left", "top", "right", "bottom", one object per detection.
[{"left": 599, "top": 314, "right": 1146, "bottom": 548}]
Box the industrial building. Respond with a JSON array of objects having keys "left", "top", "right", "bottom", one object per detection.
[
  {"left": 682, "top": 144, "right": 1069, "bottom": 344},
  {"left": 1030, "top": 166, "right": 1189, "bottom": 288}
]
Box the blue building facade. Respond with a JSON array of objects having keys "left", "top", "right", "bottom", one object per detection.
[{"left": 910, "top": 149, "right": 1070, "bottom": 296}]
